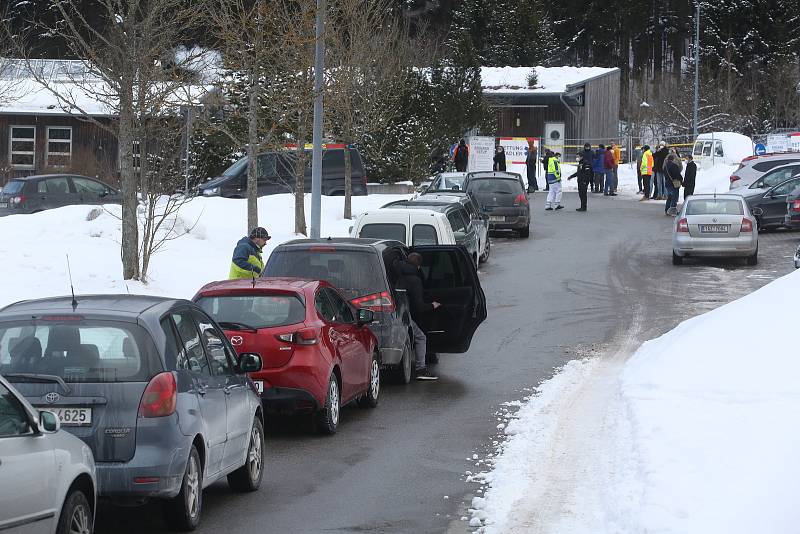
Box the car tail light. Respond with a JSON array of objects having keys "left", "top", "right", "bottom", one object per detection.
[
  {"left": 275, "top": 328, "right": 318, "bottom": 345},
  {"left": 741, "top": 218, "right": 753, "bottom": 232},
  {"left": 730, "top": 175, "right": 741, "bottom": 184},
  {"left": 351, "top": 291, "right": 395, "bottom": 312},
  {"left": 9, "top": 195, "right": 25, "bottom": 205},
  {"left": 792, "top": 200, "right": 800, "bottom": 212},
  {"left": 513, "top": 193, "right": 528, "bottom": 206},
  {"left": 139, "top": 372, "right": 177, "bottom": 418},
  {"left": 677, "top": 218, "right": 689, "bottom": 232}
]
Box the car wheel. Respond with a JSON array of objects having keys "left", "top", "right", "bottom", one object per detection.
[
  {"left": 747, "top": 249, "right": 758, "bottom": 266},
  {"left": 316, "top": 374, "right": 340, "bottom": 434},
  {"left": 479, "top": 237, "right": 491, "bottom": 263},
  {"left": 391, "top": 338, "right": 413, "bottom": 384},
  {"left": 56, "top": 488, "right": 92, "bottom": 534},
  {"left": 672, "top": 251, "right": 683, "bottom": 265},
  {"left": 519, "top": 225, "right": 530, "bottom": 238},
  {"left": 357, "top": 352, "right": 381, "bottom": 408},
  {"left": 164, "top": 446, "right": 202, "bottom": 531},
  {"left": 227, "top": 417, "right": 265, "bottom": 492}
]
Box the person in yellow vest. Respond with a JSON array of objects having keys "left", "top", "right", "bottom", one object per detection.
[
  {"left": 545, "top": 152, "right": 564, "bottom": 210},
  {"left": 612, "top": 143, "right": 622, "bottom": 193},
  {"left": 229, "top": 227, "right": 270, "bottom": 279},
  {"left": 638, "top": 145, "right": 654, "bottom": 201}
]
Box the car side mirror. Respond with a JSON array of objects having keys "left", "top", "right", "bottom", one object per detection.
[
  {"left": 357, "top": 308, "right": 375, "bottom": 326},
  {"left": 454, "top": 231, "right": 467, "bottom": 240},
  {"left": 39, "top": 410, "right": 60, "bottom": 433},
  {"left": 238, "top": 352, "right": 262, "bottom": 373}
]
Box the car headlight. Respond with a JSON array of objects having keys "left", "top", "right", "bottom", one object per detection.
[{"left": 202, "top": 187, "right": 220, "bottom": 196}]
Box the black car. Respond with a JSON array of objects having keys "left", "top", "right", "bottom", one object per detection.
[
  {"left": 197, "top": 147, "right": 367, "bottom": 198},
  {"left": 263, "top": 238, "right": 487, "bottom": 383},
  {"left": 741, "top": 175, "right": 800, "bottom": 229},
  {"left": 0, "top": 174, "right": 120, "bottom": 216},
  {"left": 466, "top": 172, "right": 531, "bottom": 237}
]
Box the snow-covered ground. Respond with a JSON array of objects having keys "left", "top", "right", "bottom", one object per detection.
[
  {"left": 468, "top": 268, "right": 800, "bottom": 533},
  {"left": 0, "top": 193, "right": 410, "bottom": 309}
]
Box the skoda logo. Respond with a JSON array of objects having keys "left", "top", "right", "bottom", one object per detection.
[
  {"left": 45, "top": 392, "right": 60, "bottom": 404},
  {"left": 230, "top": 336, "right": 244, "bottom": 346}
]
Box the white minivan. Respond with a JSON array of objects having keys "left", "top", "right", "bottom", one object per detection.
[{"left": 350, "top": 208, "right": 457, "bottom": 247}]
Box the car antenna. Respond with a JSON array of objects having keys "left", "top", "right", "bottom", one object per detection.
[
  {"left": 251, "top": 268, "right": 256, "bottom": 289},
  {"left": 66, "top": 254, "right": 77, "bottom": 310}
]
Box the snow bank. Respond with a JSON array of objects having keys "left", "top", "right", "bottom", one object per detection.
[
  {"left": 0, "top": 193, "right": 410, "bottom": 308},
  {"left": 481, "top": 66, "right": 617, "bottom": 94}
]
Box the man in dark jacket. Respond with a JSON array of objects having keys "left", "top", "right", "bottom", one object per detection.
[
  {"left": 229, "top": 227, "right": 270, "bottom": 279},
  {"left": 568, "top": 143, "right": 594, "bottom": 211},
  {"left": 541, "top": 149, "right": 552, "bottom": 192},
  {"left": 396, "top": 253, "right": 441, "bottom": 380},
  {"left": 525, "top": 143, "right": 539, "bottom": 192},
  {"left": 592, "top": 144, "right": 606, "bottom": 193},
  {"left": 453, "top": 138, "right": 469, "bottom": 172},
  {"left": 683, "top": 154, "right": 697, "bottom": 199},
  {"left": 493, "top": 146, "right": 507, "bottom": 171},
  {"left": 664, "top": 154, "right": 683, "bottom": 215},
  {"left": 653, "top": 142, "right": 669, "bottom": 199}
]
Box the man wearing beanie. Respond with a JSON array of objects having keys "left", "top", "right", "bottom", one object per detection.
[{"left": 229, "top": 227, "right": 271, "bottom": 279}]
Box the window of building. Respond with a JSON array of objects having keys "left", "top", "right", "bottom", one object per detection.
[
  {"left": 9, "top": 126, "right": 35, "bottom": 169},
  {"left": 46, "top": 126, "right": 72, "bottom": 167}
]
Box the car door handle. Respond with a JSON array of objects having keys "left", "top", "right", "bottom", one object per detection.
[
  {"left": 197, "top": 385, "right": 207, "bottom": 396},
  {"left": 223, "top": 385, "right": 234, "bottom": 395}
]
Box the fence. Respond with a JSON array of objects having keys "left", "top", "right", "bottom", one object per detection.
[{"left": 540, "top": 135, "right": 696, "bottom": 164}]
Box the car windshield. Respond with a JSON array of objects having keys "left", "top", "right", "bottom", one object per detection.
[
  {"left": 435, "top": 174, "right": 466, "bottom": 190},
  {"left": 359, "top": 223, "right": 406, "bottom": 243},
  {"left": 197, "top": 294, "right": 306, "bottom": 329},
  {"left": 686, "top": 199, "right": 744, "bottom": 215},
  {"left": 222, "top": 156, "right": 248, "bottom": 177},
  {"left": 470, "top": 178, "right": 522, "bottom": 195},
  {"left": 0, "top": 319, "right": 160, "bottom": 383},
  {"left": 265, "top": 249, "right": 386, "bottom": 300},
  {"left": 1, "top": 181, "right": 25, "bottom": 195}
]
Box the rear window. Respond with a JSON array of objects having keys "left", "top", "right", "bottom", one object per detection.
[
  {"left": 265, "top": 249, "right": 386, "bottom": 300},
  {"left": 1, "top": 181, "right": 25, "bottom": 195},
  {"left": 196, "top": 294, "right": 306, "bottom": 329},
  {"left": 686, "top": 199, "right": 744, "bottom": 215},
  {"left": 359, "top": 223, "right": 406, "bottom": 243},
  {"left": 470, "top": 178, "right": 523, "bottom": 195},
  {"left": 693, "top": 141, "right": 703, "bottom": 156},
  {"left": 435, "top": 174, "right": 466, "bottom": 190},
  {"left": 0, "top": 319, "right": 160, "bottom": 383},
  {"left": 412, "top": 224, "right": 438, "bottom": 245},
  {"left": 752, "top": 160, "right": 794, "bottom": 172}
]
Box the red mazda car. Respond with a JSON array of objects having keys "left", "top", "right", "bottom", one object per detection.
[{"left": 193, "top": 277, "right": 380, "bottom": 434}]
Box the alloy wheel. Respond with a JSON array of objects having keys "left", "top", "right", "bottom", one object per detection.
[
  {"left": 329, "top": 379, "right": 340, "bottom": 426},
  {"left": 69, "top": 503, "right": 91, "bottom": 534},
  {"left": 248, "top": 425, "right": 263, "bottom": 482},
  {"left": 185, "top": 454, "right": 200, "bottom": 519},
  {"left": 370, "top": 359, "right": 380, "bottom": 400}
]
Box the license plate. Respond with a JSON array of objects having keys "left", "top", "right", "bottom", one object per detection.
[
  {"left": 489, "top": 216, "right": 505, "bottom": 222},
  {"left": 51, "top": 407, "right": 92, "bottom": 426},
  {"left": 700, "top": 224, "right": 729, "bottom": 233},
  {"left": 253, "top": 380, "right": 264, "bottom": 394},
  {"left": 0, "top": 203, "right": 6, "bottom": 208}
]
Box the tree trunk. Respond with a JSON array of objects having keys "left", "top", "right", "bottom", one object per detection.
[
  {"left": 118, "top": 85, "right": 140, "bottom": 280},
  {"left": 294, "top": 124, "right": 308, "bottom": 236},
  {"left": 343, "top": 143, "right": 352, "bottom": 219},
  {"left": 246, "top": 81, "right": 259, "bottom": 231}
]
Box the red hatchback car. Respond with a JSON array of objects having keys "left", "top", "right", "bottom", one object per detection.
[{"left": 194, "top": 278, "right": 380, "bottom": 434}]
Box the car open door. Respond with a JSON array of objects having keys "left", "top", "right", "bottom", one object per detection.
[{"left": 409, "top": 245, "right": 486, "bottom": 353}]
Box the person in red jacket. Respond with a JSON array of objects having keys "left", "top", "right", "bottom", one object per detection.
[{"left": 603, "top": 146, "right": 618, "bottom": 196}]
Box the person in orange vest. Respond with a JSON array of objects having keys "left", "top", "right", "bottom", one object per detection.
[
  {"left": 611, "top": 143, "right": 622, "bottom": 193},
  {"left": 638, "top": 145, "right": 654, "bottom": 201}
]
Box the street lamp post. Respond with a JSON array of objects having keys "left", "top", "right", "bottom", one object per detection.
[
  {"left": 310, "top": 0, "right": 325, "bottom": 238},
  {"left": 693, "top": 1, "right": 700, "bottom": 139}
]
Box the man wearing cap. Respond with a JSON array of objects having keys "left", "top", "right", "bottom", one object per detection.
[{"left": 229, "top": 227, "right": 271, "bottom": 280}]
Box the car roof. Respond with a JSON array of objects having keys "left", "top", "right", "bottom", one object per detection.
[
  {"left": 359, "top": 208, "right": 446, "bottom": 217},
  {"left": 385, "top": 200, "right": 452, "bottom": 212},
  {"left": 435, "top": 172, "right": 468, "bottom": 178},
  {"left": 0, "top": 294, "right": 182, "bottom": 318},
  {"left": 685, "top": 194, "right": 745, "bottom": 201},
  {"left": 467, "top": 171, "right": 522, "bottom": 179},
  {"left": 414, "top": 193, "right": 469, "bottom": 203},
  {"left": 9, "top": 174, "right": 80, "bottom": 181},
  {"left": 277, "top": 237, "right": 402, "bottom": 250},
  {"left": 196, "top": 277, "right": 320, "bottom": 295}
]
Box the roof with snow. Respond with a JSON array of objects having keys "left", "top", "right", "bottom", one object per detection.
[{"left": 481, "top": 66, "right": 619, "bottom": 94}]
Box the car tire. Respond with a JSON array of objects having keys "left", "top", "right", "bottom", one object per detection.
[
  {"left": 227, "top": 417, "right": 265, "bottom": 492},
  {"left": 56, "top": 488, "right": 92, "bottom": 534},
  {"left": 357, "top": 352, "right": 381, "bottom": 408},
  {"left": 316, "top": 374, "right": 340, "bottom": 435},
  {"left": 164, "top": 446, "right": 202, "bottom": 531},
  {"left": 519, "top": 225, "right": 530, "bottom": 238},
  {"left": 672, "top": 251, "right": 683, "bottom": 265},
  {"left": 391, "top": 338, "right": 413, "bottom": 385},
  {"left": 479, "top": 237, "right": 491, "bottom": 263},
  {"left": 747, "top": 250, "right": 758, "bottom": 266}
]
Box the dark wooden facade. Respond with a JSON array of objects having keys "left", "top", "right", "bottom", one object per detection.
[{"left": 0, "top": 114, "right": 119, "bottom": 186}]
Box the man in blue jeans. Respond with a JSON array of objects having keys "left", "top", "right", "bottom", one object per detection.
[{"left": 603, "top": 146, "right": 618, "bottom": 196}]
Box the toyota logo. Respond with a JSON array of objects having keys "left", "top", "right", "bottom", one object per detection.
[
  {"left": 44, "top": 392, "right": 60, "bottom": 404},
  {"left": 230, "top": 336, "right": 244, "bottom": 346}
]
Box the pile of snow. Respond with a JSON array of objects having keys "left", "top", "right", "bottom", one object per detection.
[
  {"left": 481, "top": 66, "right": 617, "bottom": 94},
  {"left": 0, "top": 193, "right": 410, "bottom": 309},
  {"left": 468, "top": 268, "right": 800, "bottom": 533}
]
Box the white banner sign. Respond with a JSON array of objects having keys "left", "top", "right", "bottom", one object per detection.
[
  {"left": 767, "top": 134, "right": 789, "bottom": 153},
  {"left": 467, "top": 136, "right": 495, "bottom": 172}
]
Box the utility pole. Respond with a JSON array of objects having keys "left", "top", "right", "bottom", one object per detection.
[
  {"left": 310, "top": 0, "right": 325, "bottom": 238},
  {"left": 693, "top": 1, "right": 700, "bottom": 139}
]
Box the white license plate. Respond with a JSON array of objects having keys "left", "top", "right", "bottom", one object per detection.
[
  {"left": 489, "top": 216, "right": 505, "bottom": 222},
  {"left": 51, "top": 407, "right": 92, "bottom": 426},
  {"left": 0, "top": 203, "right": 7, "bottom": 208},
  {"left": 700, "top": 224, "right": 729, "bottom": 233},
  {"left": 253, "top": 380, "right": 264, "bottom": 394}
]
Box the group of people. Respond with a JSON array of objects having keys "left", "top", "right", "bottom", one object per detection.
[{"left": 638, "top": 142, "right": 697, "bottom": 215}]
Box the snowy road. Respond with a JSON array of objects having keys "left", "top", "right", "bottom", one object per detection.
[{"left": 92, "top": 192, "right": 797, "bottom": 534}]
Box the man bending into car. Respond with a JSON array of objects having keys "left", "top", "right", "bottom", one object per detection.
[{"left": 396, "top": 253, "right": 441, "bottom": 381}]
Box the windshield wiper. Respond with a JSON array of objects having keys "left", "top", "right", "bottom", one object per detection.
[
  {"left": 218, "top": 321, "right": 258, "bottom": 332},
  {"left": 3, "top": 373, "right": 72, "bottom": 395}
]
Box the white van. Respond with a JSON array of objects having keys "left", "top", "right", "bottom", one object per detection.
[
  {"left": 692, "top": 132, "right": 754, "bottom": 169},
  {"left": 350, "top": 208, "right": 456, "bottom": 246}
]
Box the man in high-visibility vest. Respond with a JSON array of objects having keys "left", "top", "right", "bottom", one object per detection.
[
  {"left": 229, "top": 227, "right": 270, "bottom": 279},
  {"left": 545, "top": 152, "right": 564, "bottom": 210},
  {"left": 638, "top": 145, "right": 654, "bottom": 202}
]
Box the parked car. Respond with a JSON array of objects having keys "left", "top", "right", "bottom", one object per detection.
[
  {"left": 672, "top": 194, "right": 759, "bottom": 265},
  {"left": 194, "top": 278, "right": 380, "bottom": 434},
  {"left": 737, "top": 175, "right": 800, "bottom": 229},
  {"left": 426, "top": 172, "right": 469, "bottom": 192},
  {"left": 465, "top": 172, "right": 530, "bottom": 238},
  {"left": 350, "top": 208, "right": 457, "bottom": 247},
  {"left": 729, "top": 153, "right": 800, "bottom": 190},
  {"left": 262, "top": 239, "right": 487, "bottom": 383},
  {"left": 0, "top": 373, "right": 96, "bottom": 534},
  {"left": 0, "top": 174, "right": 120, "bottom": 216},
  {"left": 691, "top": 132, "right": 753, "bottom": 170},
  {"left": 197, "top": 146, "right": 367, "bottom": 198},
  {"left": 0, "top": 295, "right": 265, "bottom": 531},
  {"left": 383, "top": 194, "right": 489, "bottom": 265}
]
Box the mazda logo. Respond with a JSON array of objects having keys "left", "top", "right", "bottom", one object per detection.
[
  {"left": 44, "top": 392, "right": 60, "bottom": 404},
  {"left": 230, "top": 336, "right": 244, "bottom": 346}
]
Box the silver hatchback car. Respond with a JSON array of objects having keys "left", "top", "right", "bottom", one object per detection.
[{"left": 672, "top": 194, "right": 759, "bottom": 265}]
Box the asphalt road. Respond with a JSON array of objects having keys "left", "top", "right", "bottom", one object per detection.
[{"left": 96, "top": 192, "right": 797, "bottom": 534}]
